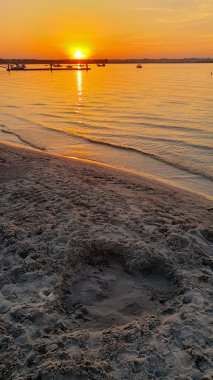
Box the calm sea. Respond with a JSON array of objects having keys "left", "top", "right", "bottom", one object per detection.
[{"left": 0, "top": 64, "right": 213, "bottom": 199}]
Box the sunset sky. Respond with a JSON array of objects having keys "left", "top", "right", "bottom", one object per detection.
[{"left": 1, "top": 0, "right": 213, "bottom": 59}]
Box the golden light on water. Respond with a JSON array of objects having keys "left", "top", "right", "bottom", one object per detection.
[{"left": 76, "top": 70, "right": 82, "bottom": 99}]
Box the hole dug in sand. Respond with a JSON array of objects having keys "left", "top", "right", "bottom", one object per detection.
[{"left": 62, "top": 260, "right": 177, "bottom": 330}]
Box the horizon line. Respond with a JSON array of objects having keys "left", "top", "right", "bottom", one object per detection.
[{"left": 1, "top": 57, "right": 213, "bottom": 62}]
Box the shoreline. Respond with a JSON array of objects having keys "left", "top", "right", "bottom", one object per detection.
[
  {"left": 1, "top": 61, "right": 213, "bottom": 203},
  {"left": 0, "top": 142, "right": 213, "bottom": 379},
  {"left": 1, "top": 138, "right": 213, "bottom": 202}
]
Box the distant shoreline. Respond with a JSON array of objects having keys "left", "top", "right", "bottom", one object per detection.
[{"left": 1, "top": 57, "right": 213, "bottom": 65}]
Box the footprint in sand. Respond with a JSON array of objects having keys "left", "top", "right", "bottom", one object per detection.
[{"left": 61, "top": 260, "right": 177, "bottom": 331}]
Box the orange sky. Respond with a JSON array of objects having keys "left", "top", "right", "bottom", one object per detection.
[{"left": 1, "top": 0, "right": 213, "bottom": 59}]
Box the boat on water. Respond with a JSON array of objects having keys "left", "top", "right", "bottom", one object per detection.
[
  {"left": 66, "top": 64, "right": 91, "bottom": 70},
  {"left": 53, "top": 64, "right": 62, "bottom": 67},
  {"left": 6, "top": 63, "right": 91, "bottom": 72},
  {"left": 136, "top": 64, "right": 143, "bottom": 68},
  {"left": 97, "top": 63, "right": 106, "bottom": 67},
  {"left": 7, "top": 64, "right": 26, "bottom": 71}
]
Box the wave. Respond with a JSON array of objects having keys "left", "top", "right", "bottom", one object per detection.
[
  {"left": 0, "top": 125, "right": 46, "bottom": 152},
  {"left": 30, "top": 103, "right": 47, "bottom": 106},
  {"left": 1, "top": 119, "right": 212, "bottom": 181},
  {"left": 38, "top": 113, "right": 66, "bottom": 119},
  {"left": 127, "top": 120, "right": 210, "bottom": 135},
  {"left": 134, "top": 135, "right": 213, "bottom": 151},
  {"left": 49, "top": 118, "right": 212, "bottom": 148},
  {"left": 61, "top": 120, "right": 109, "bottom": 131},
  {"left": 2, "top": 113, "right": 46, "bottom": 130},
  {"left": 63, "top": 123, "right": 213, "bottom": 151},
  {"left": 40, "top": 125, "right": 213, "bottom": 181},
  {"left": 2, "top": 105, "right": 19, "bottom": 109},
  {"left": 62, "top": 111, "right": 210, "bottom": 135}
]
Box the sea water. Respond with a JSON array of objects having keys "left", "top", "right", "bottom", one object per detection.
[{"left": 0, "top": 64, "right": 213, "bottom": 199}]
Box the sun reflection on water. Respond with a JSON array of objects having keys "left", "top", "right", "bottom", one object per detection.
[{"left": 76, "top": 70, "right": 82, "bottom": 100}]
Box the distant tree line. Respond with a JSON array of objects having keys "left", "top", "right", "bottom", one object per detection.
[
  {"left": 0, "top": 58, "right": 213, "bottom": 64},
  {"left": 0, "top": 59, "right": 109, "bottom": 64}
]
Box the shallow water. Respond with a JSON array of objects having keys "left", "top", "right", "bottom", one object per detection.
[{"left": 0, "top": 63, "right": 213, "bottom": 199}]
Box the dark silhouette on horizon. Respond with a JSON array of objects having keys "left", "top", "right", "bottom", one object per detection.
[{"left": 1, "top": 57, "right": 213, "bottom": 65}]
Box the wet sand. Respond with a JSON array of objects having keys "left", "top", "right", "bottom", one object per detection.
[{"left": 0, "top": 142, "right": 212, "bottom": 380}]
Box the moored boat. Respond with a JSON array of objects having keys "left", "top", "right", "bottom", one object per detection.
[{"left": 7, "top": 64, "right": 26, "bottom": 71}]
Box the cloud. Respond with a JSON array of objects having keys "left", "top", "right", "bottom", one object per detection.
[
  {"left": 131, "top": 0, "right": 213, "bottom": 26},
  {"left": 131, "top": 0, "right": 211, "bottom": 12}
]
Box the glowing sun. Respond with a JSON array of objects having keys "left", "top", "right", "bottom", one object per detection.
[{"left": 74, "top": 50, "right": 85, "bottom": 59}]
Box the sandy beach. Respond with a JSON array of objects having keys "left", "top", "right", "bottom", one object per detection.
[{"left": 0, "top": 142, "right": 212, "bottom": 380}]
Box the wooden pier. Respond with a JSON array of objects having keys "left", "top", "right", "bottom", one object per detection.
[{"left": 6, "top": 64, "right": 91, "bottom": 72}]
